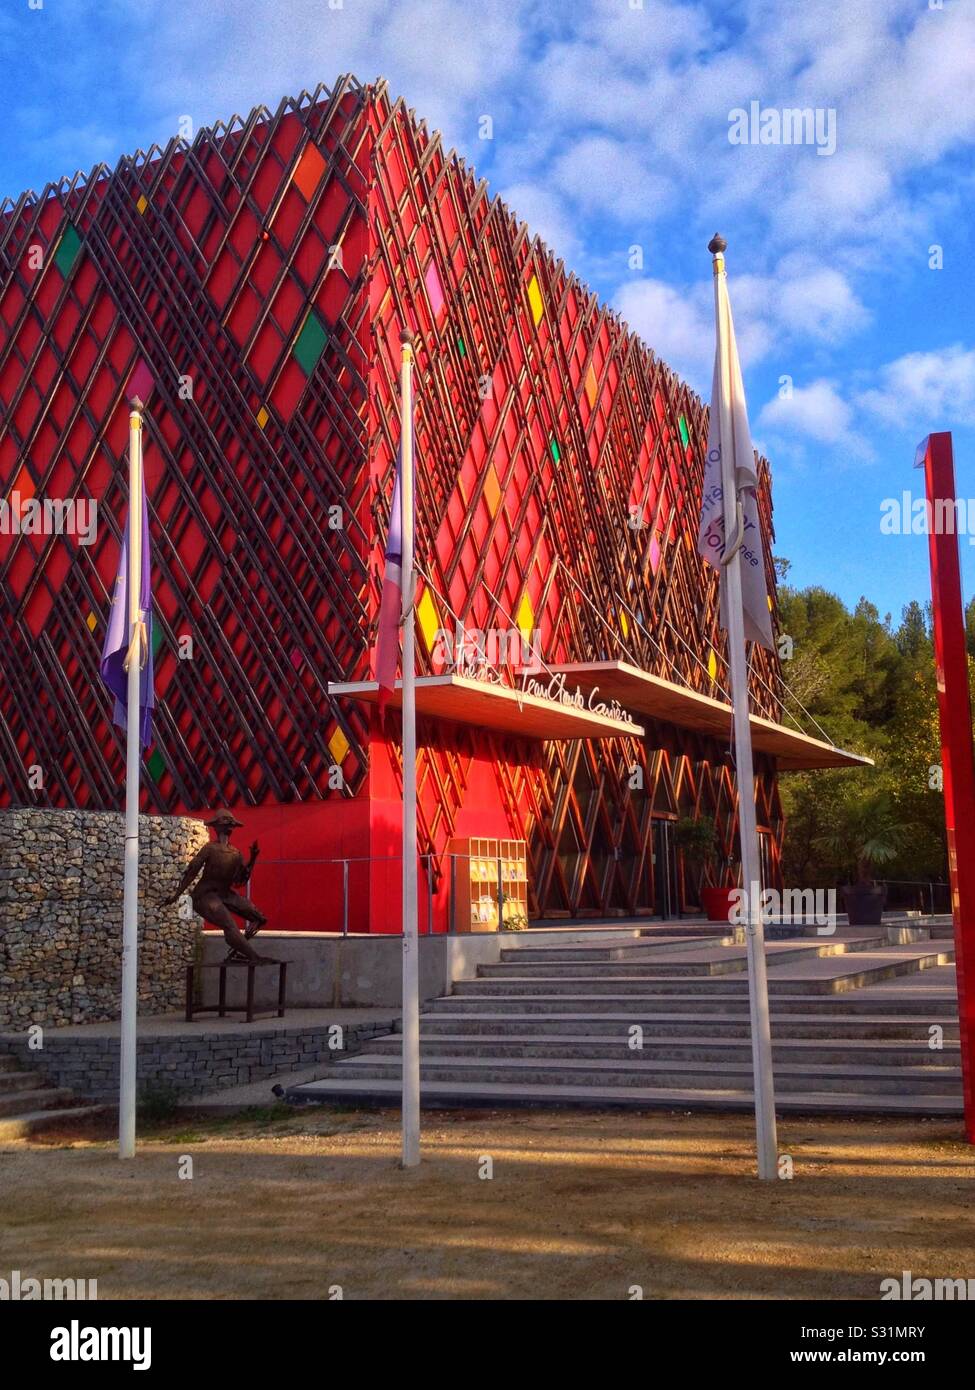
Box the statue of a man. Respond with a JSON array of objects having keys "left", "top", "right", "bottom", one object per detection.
[{"left": 163, "top": 810, "right": 271, "bottom": 962}]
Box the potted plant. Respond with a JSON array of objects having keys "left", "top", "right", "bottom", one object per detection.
[
  {"left": 500, "top": 892, "right": 529, "bottom": 931},
  {"left": 815, "top": 791, "right": 909, "bottom": 926},
  {"left": 675, "top": 816, "right": 738, "bottom": 921}
]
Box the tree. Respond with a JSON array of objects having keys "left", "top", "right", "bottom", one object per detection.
[
  {"left": 815, "top": 790, "right": 911, "bottom": 885},
  {"left": 777, "top": 575, "right": 968, "bottom": 891}
]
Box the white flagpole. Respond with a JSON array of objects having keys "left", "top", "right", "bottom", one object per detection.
[
  {"left": 119, "top": 401, "right": 144, "bottom": 1159},
  {"left": 399, "top": 330, "right": 421, "bottom": 1168},
  {"left": 708, "top": 235, "right": 778, "bottom": 1181}
]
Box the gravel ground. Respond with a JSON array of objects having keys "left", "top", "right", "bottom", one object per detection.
[{"left": 1, "top": 1107, "right": 972, "bottom": 1300}]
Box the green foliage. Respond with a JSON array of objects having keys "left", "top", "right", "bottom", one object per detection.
[
  {"left": 779, "top": 578, "right": 967, "bottom": 888},
  {"left": 500, "top": 897, "right": 529, "bottom": 931},
  {"left": 137, "top": 1082, "right": 183, "bottom": 1124},
  {"left": 814, "top": 790, "right": 911, "bottom": 883},
  {"left": 674, "top": 815, "right": 717, "bottom": 865},
  {"left": 675, "top": 815, "right": 718, "bottom": 895}
]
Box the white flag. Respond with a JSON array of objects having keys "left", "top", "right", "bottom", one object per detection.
[{"left": 697, "top": 282, "right": 774, "bottom": 650}]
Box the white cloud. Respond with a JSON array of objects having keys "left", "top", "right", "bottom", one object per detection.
[
  {"left": 497, "top": 182, "right": 581, "bottom": 266},
  {"left": 772, "top": 152, "right": 893, "bottom": 237},
  {"left": 45, "top": 0, "right": 972, "bottom": 293},
  {"left": 856, "top": 346, "right": 975, "bottom": 429},
  {"left": 614, "top": 278, "right": 714, "bottom": 385},
  {"left": 123, "top": 0, "right": 525, "bottom": 149},
  {"left": 845, "top": 1, "right": 975, "bottom": 169},
  {"left": 550, "top": 136, "right": 673, "bottom": 222},
  {"left": 759, "top": 344, "right": 975, "bottom": 454},
  {"left": 8, "top": 0, "right": 971, "bottom": 456},
  {"left": 774, "top": 266, "right": 871, "bottom": 343},
  {"left": 613, "top": 259, "right": 867, "bottom": 387},
  {"left": 758, "top": 379, "right": 853, "bottom": 445}
]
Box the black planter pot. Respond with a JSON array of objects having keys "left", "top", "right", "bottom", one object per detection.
[{"left": 842, "top": 881, "right": 887, "bottom": 926}]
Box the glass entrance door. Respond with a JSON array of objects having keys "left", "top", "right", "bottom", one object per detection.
[
  {"left": 652, "top": 818, "right": 679, "bottom": 919},
  {"left": 758, "top": 829, "right": 772, "bottom": 892}
]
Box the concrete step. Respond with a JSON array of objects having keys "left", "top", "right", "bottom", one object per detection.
[
  {"left": 313, "top": 934, "right": 962, "bottom": 1122},
  {"left": 0, "top": 1071, "right": 52, "bottom": 1093},
  {"left": 498, "top": 936, "right": 730, "bottom": 963},
  {"left": 285, "top": 1074, "right": 964, "bottom": 1116},
  {"left": 0, "top": 1104, "right": 108, "bottom": 1139},
  {"left": 453, "top": 949, "right": 952, "bottom": 997},
  {"left": 428, "top": 990, "right": 959, "bottom": 1016},
  {"left": 0, "top": 1086, "right": 76, "bottom": 1117},
  {"left": 418, "top": 1010, "right": 961, "bottom": 1040},
  {"left": 635, "top": 923, "right": 742, "bottom": 937},
  {"left": 496, "top": 935, "right": 886, "bottom": 968},
  {"left": 0, "top": 1055, "right": 21, "bottom": 1073},
  {"left": 478, "top": 941, "right": 876, "bottom": 979},
  {"left": 368, "top": 1033, "right": 960, "bottom": 1067},
  {"left": 327, "top": 1052, "right": 960, "bottom": 1096},
  {"left": 526, "top": 921, "right": 727, "bottom": 939}
]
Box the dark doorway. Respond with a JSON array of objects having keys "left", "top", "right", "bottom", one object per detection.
[
  {"left": 758, "top": 829, "right": 773, "bottom": 892},
  {"left": 652, "top": 817, "right": 679, "bottom": 919}
]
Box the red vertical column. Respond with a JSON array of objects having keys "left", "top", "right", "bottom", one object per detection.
[{"left": 917, "top": 432, "right": 975, "bottom": 1141}]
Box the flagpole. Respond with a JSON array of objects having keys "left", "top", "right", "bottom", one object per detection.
[
  {"left": 119, "top": 400, "right": 144, "bottom": 1159},
  {"left": 399, "top": 330, "right": 421, "bottom": 1168},
  {"left": 708, "top": 235, "right": 778, "bottom": 1181}
]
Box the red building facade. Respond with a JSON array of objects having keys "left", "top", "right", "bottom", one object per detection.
[{"left": 1, "top": 76, "right": 802, "bottom": 932}]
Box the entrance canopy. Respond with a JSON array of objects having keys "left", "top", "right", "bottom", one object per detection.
[
  {"left": 552, "top": 661, "right": 872, "bottom": 770},
  {"left": 329, "top": 674, "right": 646, "bottom": 741}
]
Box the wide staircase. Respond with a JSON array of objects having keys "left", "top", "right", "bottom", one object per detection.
[
  {"left": 286, "top": 925, "right": 962, "bottom": 1116},
  {"left": 0, "top": 1054, "right": 107, "bottom": 1138}
]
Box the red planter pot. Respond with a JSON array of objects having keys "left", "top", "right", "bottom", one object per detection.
[{"left": 701, "top": 886, "right": 739, "bottom": 922}]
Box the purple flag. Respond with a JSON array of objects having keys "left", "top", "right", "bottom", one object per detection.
[
  {"left": 100, "top": 492, "right": 155, "bottom": 746},
  {"left": 374, "top": 448, "right": 403, "bottom": 720}
]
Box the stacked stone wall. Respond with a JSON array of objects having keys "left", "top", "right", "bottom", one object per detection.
[{"left": 0, "top": 808, "right": 207, "bottom": 1028}]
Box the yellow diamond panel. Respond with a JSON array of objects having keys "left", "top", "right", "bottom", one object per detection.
[
  {"left": 328, "top": 727, "right": 349, "bottom": 766},
  {"left": 585, "top": 363, "right": 598, "bottom": 408},
  {"left": 707, "top": 649, "right": 718, "bottom": 680},
  {"left": 417, "top": 586, "right": 441, "bottom": 654},
  {"left": 257, "top": 406, "right": 269, "bottom": 429},
  {"left": 527, "top": 274, "right": 544, "bottom": 326},
  {"left": 516, "top": 591, "right": 534, "bottom": 642},
  {"left": 483, "top": 463, "right": 502, "bottom": 518},
  {"left": 136, "top": 195, "right": 148, "bottom": 215}
]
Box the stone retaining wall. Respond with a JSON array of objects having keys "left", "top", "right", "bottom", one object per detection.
[
  {"left": 0, "top": 1019, "right": 392, "bottom": 1099},
  {"left": 0, "top": 808, "right": 208, "bottom": 1029}
]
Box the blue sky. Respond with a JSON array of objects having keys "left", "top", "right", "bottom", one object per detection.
[{"left": 3, "top": 0, "right": 974, "bottom": 625}]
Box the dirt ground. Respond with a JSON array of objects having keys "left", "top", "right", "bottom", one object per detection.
[{"left": 1, "top": 1106, "right": 972, "bottom": 1300}]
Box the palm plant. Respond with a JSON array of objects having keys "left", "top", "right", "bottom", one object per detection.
[{"left": 815, "top": 791, "right": 910, "bottom": 885}]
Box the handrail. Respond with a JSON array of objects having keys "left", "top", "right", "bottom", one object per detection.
[{"left": 246, "top": 850, "right": 525, "bottom": 935}]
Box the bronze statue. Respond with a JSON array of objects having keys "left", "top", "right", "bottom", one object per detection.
[{"left": 163, "top": 810, "right": 271, "bottom": 962}]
